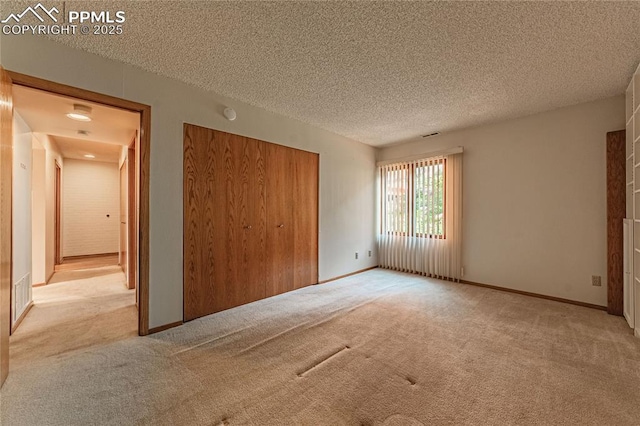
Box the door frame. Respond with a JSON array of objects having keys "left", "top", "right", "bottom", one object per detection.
[
  {"left": 4, "top": 71, "right": 151, "bottom": 337},
  {"left": 1, "top": 67, "right": 12, "bottom": 387},
  {"left": 119, "top": 159, "right": 127, "bottom": 274},
  {"left": 54, "top": 161, "right": 61, "bottom": 266},
  {"left": 127, "top": 139, "right": 137, "bottom": 291}
]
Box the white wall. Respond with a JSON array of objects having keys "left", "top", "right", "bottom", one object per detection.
[
  {"left": 32, "top": 133, "right": 63, "bottom": 283},
  {"left": 12, "top": 111, "right": 32, "bottom": 322},
  {"left": 0, "top": 35, "right": 378, "bottom": 328},
  {"left": 379, "top": 96, "right": 625, "bottom": 307},
  {"left": 63, "top": 159, "right": 120, "bottom": 257},
  {"left": 31, "top": 140, "right": 45, "bottom": 285}
]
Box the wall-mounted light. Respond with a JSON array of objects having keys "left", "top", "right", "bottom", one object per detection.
[
  {"left": 84, "top": 154, "right": 95, "bottom": 159},
  {"left": 223, "top": 107, "right": 236, "bottom": 121},
  {"left": 66, "top": 104, "right": 92, "bottom": 122}
]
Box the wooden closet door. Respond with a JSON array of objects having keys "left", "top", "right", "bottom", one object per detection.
[
  {"left": 184, "top": 124, "right": 217, "bottom": 321},
  {"left": 265, "top": 143, "right": 294, "bottom": 296},
  {"left": 209, "top": 132, "right": 266, "bottom": 313},
  {"left": 238, "top": 137, "right": 267, "bottom": 307},
  {"left": 184, "top": 126, "right": 266, "bottom": 321},
  {"left": 293, "top": 150, "right": 319, "bottom": 289}
]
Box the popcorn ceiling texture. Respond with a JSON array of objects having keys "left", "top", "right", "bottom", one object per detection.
[{"left": 5, "top": 1, "right": 640, "bottom": 146}]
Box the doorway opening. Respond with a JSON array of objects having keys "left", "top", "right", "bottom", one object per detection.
[
  {"left": 9, "top": 84, "right": 140, "bottom": 365},
  {"left": 0, "top": 70, "right": 151, "bottom": 386}
]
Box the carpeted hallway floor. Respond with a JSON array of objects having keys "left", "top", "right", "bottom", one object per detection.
[
  {"left": 1, "top": 268, "right": 639, "bottom": 425},
  {"left": 8, "top": 263, "right": 137, "bottom": 372}
]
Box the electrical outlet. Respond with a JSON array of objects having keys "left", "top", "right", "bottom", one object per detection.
[
  {"left": 592, "top": 275, "right": 602, "bottom": 287},
  {"left": 368, "top": 250, "right": 372, "bottom": 257},
  {"left": 355, "top": 252, "right": 359, "bottom": 260}
]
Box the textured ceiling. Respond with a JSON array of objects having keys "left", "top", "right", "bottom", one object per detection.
[
  {"left": 5, "top": 1, "right": 640, "bottom": 146},
  {"left": 52, "top": 136, "right": 123, "bottom": 163},
  {"left": 13, "top": 84, "right": 139, "bottom": 162}
]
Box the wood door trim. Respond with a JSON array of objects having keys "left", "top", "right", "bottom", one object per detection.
[
  {"left": 7, "top": 71, "right": 152, "bottom": 336},
  {"left": 54, "top": 161, "right": 61, "bottom": 265},
  {"left": 119, "top": 161, "right": 127, "bottom": 275},
  {"left": 0, "top": 66, "right": 12, "bottom": 386},
  {"left": 7, "top": 71, "right": 147, "bottom": 113},
  {"left": 315, "top": 153, "right": 320, "bottom": 284},
  {"left": 127, "top": 140, "right": 137, "bottom": 291},
  {"left": 607, "top": 129, "right": 626, "bottom": 316}
]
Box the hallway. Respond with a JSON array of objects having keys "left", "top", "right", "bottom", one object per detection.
[{"left": 9, "top": 257, "right": 136, "bottom": 373}]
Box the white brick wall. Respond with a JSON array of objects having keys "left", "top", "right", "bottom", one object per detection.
[{"left": 63, "top": 159, "right": 120, "bottom": 257}]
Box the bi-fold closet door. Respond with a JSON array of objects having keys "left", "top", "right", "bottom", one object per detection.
[{"left": 183, "top": 124, "right": 318, "bottom": 322}]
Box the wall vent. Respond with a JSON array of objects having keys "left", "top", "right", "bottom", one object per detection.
[
  {"left": 422, "top": 132, "right": 440, "bottom": 138},
  {"left": 13, "top": 272, "right": 31, "bottom": 323}
]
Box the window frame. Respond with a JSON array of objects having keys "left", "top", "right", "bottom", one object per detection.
[{"left": 381, "top": 158, "right": 446, "bottom": 239}]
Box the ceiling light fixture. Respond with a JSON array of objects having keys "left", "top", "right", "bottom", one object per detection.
[
  {"left": 223, "top": 107, "right": 237, "bottom": 121},
  {"left": 66, "top": 104, "right": 92, "bottom": 122},
  {"left": 84, "top": 154, "right": 95, "bottom": 159}
]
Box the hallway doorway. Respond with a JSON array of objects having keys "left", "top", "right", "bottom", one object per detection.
[{"left": 0, "top": 69, "right": 152, "bottom": 387}]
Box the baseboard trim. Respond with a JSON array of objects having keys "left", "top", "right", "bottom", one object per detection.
[
  {"left": 318, "top": 266, "right": 378, "bottom": 284},
  {"left": 32, "top": 282, "right": 46, "bottom": 288},
  {"left": 11, "top": 301, "right": 34, "bottom": 334},
  {"left": 148, "top": 321, "right": 183, "bottom": 335},
  {"left": 62, "top": 252, "right": 118, "bottom": 262},
  {"left": 460, "top": 279, "right": 607, "bottom": 311},
  {"left": 635, "top": 328, "right": 640, "bottom": 338},
  {"left": 45, "top": 270, "right": 54, "bottom": 284}
]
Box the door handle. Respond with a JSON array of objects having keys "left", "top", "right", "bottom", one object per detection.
[
  {"left": 278, "top": 224, "right": 285, "bottom": 228},
  {"left": 244, "top": 225, "right": 252, "bottom": 230}
]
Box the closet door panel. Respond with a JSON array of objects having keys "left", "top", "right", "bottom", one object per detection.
[
  {"left": 220, "top": 133, "right": 249, "bottom": 312},
  {"left": 184, "top": 124, "right": 218, "bottom": 321},
  {"left": 293, "top": 150, "right": 319, "bottom": 289},
  {"left": 243, "top": 138, "right": 267, "bottom": 305},
  {"left": 265, "top": 143, "right": 294, "bottom": 297},
  {"left": 216, "top": 134, "right": 266, "bottom": 311},
  {"left": 185, "top": 124, "right": 318, "bottom": 321}
]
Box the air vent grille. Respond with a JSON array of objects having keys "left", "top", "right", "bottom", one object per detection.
[{"left": 422, "top": 132, "right": 440, "bottom": 138}]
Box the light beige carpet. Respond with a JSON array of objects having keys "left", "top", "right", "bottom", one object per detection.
[
  {"left": 8, "top": 265, "right": 137, "bottom": 372},
  {"left": 1, "top": 268, "right": 639, "bottom": 425}
]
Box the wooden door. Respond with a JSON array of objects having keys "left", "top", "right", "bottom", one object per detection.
[
  {"left": 0, "top": 67, "right": 13, "bottom": 387},
  {"left": 265, "top": 143, "right": 294, "bottom": 296},
  {"left": 226, "top": 136, "right": 266, "bottom": 310},
  {"left": 292, "top": 150, "right": 319, "bottom": 289},
  {"left": 607, "top": 129, "right": 626, "bottom": 316},
  {"left": 184, "top": 124, "right": 217, "bottom": 321},
  {"left": 184, "top": 125, "right": 266, "bottom": 321},
  {"left": 119, "top": 162, "right": 127, "bottom": 277}
]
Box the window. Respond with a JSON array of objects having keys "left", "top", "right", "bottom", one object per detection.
[{"left": 381, "top": 158, "right": 445, "bottom": 238}]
